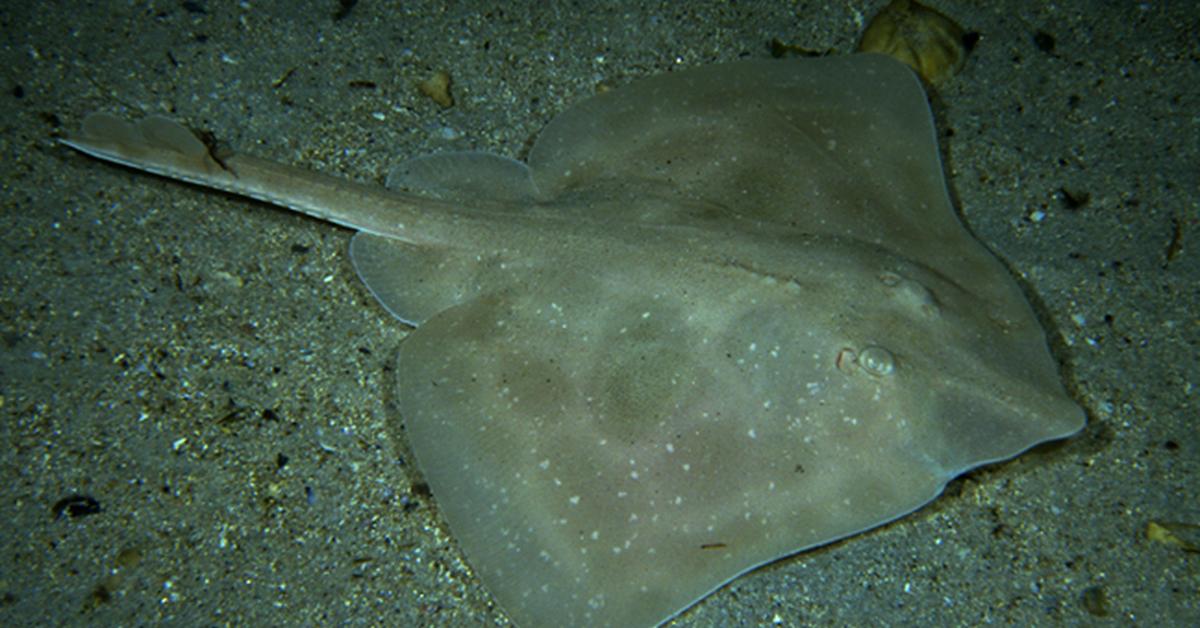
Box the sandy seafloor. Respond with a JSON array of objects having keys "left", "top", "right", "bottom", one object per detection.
[{"left": 1, "top": 1, "right": 1196, "bottom": 626}]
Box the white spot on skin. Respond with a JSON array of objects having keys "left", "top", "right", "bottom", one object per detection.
[
  {"left": 747, "top": 428, "right": 757, "bottom": 439},
  {"left": 539, "top": 459, "right": 550, "bottom": 470},
  {"left": 665, "top": 442, "right": 675, "bottom": 453},
  {"left": 569, "top": 495, "right": 581, "bottom": 505}
]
